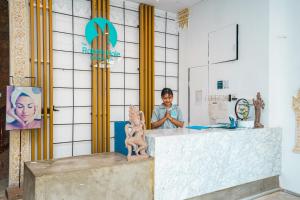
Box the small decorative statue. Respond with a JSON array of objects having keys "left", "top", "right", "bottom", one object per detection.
[
  {"left": 124, "top": 106, "right": 149, "bottom": 161},
  {"left": 253, "top": 92, "right": 265, "bottom": 128},
  {"left": 293, "top": 90, "right": 300, "bottom": 153}
]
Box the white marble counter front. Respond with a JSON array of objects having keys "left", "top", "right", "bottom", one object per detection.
[{"left": 145, "top": 128, "right": 282, "bottom": 200}]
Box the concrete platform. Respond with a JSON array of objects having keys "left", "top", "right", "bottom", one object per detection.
[{"left": 23, "top": 153, "right": 154, "bottom": 200}]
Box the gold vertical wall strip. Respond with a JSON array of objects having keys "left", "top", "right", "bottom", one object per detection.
[
  {"left": 147, "top": 7, "right": 151, "bottom": 128},
  {"left": 139, "top": 4, "right": 155, "bottom": 129},
  {"left": 97, "top": 0, "right": 102, "bottom": 153},
  {"left": 30, "top": 0, "right": 35, "bottom": 161},
  {"left": 144, "top": 5, "right": 148, "bottom": 127},
  {"left": 106, "top": 0, "right": 110, "bottom": 152},
  {"left": 49, "top": 0, "right": 54, "bottom": 159},
  {"left": 98, "top": 0, "right": 105, "bottom": 153},
  {"left": 151, "top": 7, "right": 155, "bottom": 118},
  {"left": 101, "top": 0, "right": 107, "bottom": 152},
  {"left": 42, "top": 0, "right": 48, "bottom": 160},
  {"left": 139, "top": 5, "right": 145, "bottom": 114},
  {"left": 37, "top": 0, "right": 42, "bottom": 160},
  {"left": 91, "top": 0, "right": 97, "bottom": 154},
  {"left": 92, "top": 0, "right": 110, "bottom": 153}
]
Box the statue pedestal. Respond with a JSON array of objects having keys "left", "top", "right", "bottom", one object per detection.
[{"left": 24, "top": 153, "right": 154, "bottom": 200}]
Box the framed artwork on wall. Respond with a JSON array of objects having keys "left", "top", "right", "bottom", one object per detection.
[
  {"left": 6, "top": 86, "right": 42, "bottom": 131},
  {"left": 209, "top": 24, "right": 239, "bottom": 64}
]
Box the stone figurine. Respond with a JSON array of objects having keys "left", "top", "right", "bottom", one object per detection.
[
  {"left": 293, "top": 90, "right": 300, "bottom": 153},
  {"left": 124, "top": 106, "right": 149, "bottom": 161},
  {"left": 253, "top": 92, "right": 265, "bottom": 128}
]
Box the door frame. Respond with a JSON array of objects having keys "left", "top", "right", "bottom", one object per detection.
[{"left": 188, "top": 65, "right": 209, "bottom": 125}]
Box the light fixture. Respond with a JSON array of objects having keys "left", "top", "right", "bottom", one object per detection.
[{"left": 178, "top": 8, "right": 189, "bottom": 29}]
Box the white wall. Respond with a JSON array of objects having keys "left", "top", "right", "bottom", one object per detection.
[
  {"left": 179, "top": 0, "right": 270, "bottom": 124},
  {"left": 269, "top": 0, "right": 300, "bottom": 194},
  {"left": 180, "top": 0, "right": 300, "bottom": 194}
]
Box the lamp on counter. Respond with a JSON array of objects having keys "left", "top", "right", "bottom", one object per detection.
[
  {"left": 178, "top": 8, "right": 189, "bottom": 29},
  {"left": 293, "top": 90, "right": 300, "bottom": 153}
]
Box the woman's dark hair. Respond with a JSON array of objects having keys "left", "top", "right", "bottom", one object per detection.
[{"left": 161, "top": 88, "right": 173, "bottom": 97}]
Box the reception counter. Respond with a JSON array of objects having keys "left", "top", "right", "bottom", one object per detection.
[{"left": 145, "top": 128, "right": 282, "bottom": 200}]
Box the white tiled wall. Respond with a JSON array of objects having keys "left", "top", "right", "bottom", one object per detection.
[{"left": 52, "top": 0, "right": 178, "bottom": 158}]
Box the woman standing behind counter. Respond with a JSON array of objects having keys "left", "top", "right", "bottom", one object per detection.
[{"left": 151, "top": 88, "right": 184, "bottom": 129}]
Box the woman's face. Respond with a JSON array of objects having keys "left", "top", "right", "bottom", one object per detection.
[
  {"left": 162, "top": 93, "right": 173, "bottom": 107},
  {"left": 15, "top": 95, "right": 36, "bottom": 123}
]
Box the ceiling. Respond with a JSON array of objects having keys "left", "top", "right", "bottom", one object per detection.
[{"left": 129, "top": 0, "right": 203, "bottom": 12}]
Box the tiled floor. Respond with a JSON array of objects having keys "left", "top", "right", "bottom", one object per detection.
[{"left": 256, "top": 192, "right": 300, "bottom": 200}]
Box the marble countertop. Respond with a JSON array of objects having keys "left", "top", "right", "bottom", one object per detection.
[{"left": 145, "top": 128, "right": 276, "bottom": 138}]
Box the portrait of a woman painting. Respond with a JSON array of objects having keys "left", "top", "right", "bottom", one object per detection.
[{"left": 6, "top": 86, "right": 42, "bottom": 130}]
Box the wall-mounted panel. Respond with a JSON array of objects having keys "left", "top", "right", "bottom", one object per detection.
[
  {"left": 166, "top": 49, "right": 178, "bottom": 63},
  {"left": 73, "top": 0, "right": 91, "bottom": 18},
  {"left": 74, "top": 71, "right": 91, "bottom": 88},
  {"left": 53, "top": 51, "right": 73, "bottom": 69},
  {"left": 155, "top": 17, "right": 165, "bottom": 32},
  {"left": 125, "top": 10, "right": 138, "bottom": 27},
  {"left": 53, "top": 0, "right": 72, "bottom": 15},
  {"left": 125, "top": 90, "right": 139, "bottom": 105},
  {"left": 125, "top": 74, "right": 139, "bottom": 89},
  {"left": 74, "top": 89, "right": 91, "bottom": 106},
  {"left": 166, "top": 63, "right": 178, "bottom": 76},
  {"left": 53, "top": 125, "right": 73, "bottom": 143},
  {"left": 155, "top": 76, "right": 165, "bottom": 91},
  {"left": 53, "top": 143, "right": 72, "bottom": 159},
  {"left": 110, "top": 73, "right": 124, "bottom": 88},
  {"left": 54, "top": 107, "right": 73, "bottom": 124},
  {"left": 125, "top": 43, "right": 138, "bottom": 58},
  {"left": 74, "top": 124, "right": 91, "bottom": 141},
  {"left": 53, "top": 69, "right": 73, "bottom": 87},
  {"left": 155, "top": 32, "right": 165, "bottom": 47},
  {"left": 155, "top": 62, "right": 165, "bottom": 76},
  {"left": 155, "top": 47, "right": 165, "bottom": 62},
  {"left": 166, "top": 34, "right": 178, "bottom": 49},
  {"left": 74, "top": 53, "right": 91, "bottom": 70},
  {"left": 54, "top": 88, "right": 73, "bottom": 106},
  {"left": 110, "top": 106, "right": 125, "bottom": 121},
  {"left": 74, "top": 17, "right": 89, "bottom": 36},
  {"left": 74, "top": 107, "right": 91, "bottom": 123},
  {"left": 110, "top": 57, "right": 124, "bottom": 72},
  {"left": 110, "top": 89, "right": 125, "bottom": 105},
  {"left": 166, "top": 19, "right": 178, "bottom": 34},
  {"left": 53, "top": 32, "right": 73, "bottom": 51},
  {"left": 73, "top": 141, "right": 91, "bottom": 156},
  {"left": 125, "top": 59, "right": 139, "bottom": 73},
  {"left": 125, "top": 27, "right": 139, "bottom": 43},
  {"left": 110, "top": 7, "right": 124, "bottom": 24},
  {"left": 53, "top": 13, "right": 72, "bottom": 33},
  {"left": 166, "top": 77, "right": 178, "bottom": 91}
]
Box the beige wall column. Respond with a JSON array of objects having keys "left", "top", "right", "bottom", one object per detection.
[{"left": 8, "top": 0, "right": 31, "bottom": 187}]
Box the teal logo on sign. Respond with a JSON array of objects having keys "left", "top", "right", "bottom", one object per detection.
[
  {"left": 82, "top": 17, "right": 120, "bottom": 63},
  {"left": 85, "top": 17, "right": 117, "bottom": 47}
]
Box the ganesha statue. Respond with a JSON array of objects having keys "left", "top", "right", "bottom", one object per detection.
[{"left": 124, "top": 106, "right": 149, "bottom": 161}]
